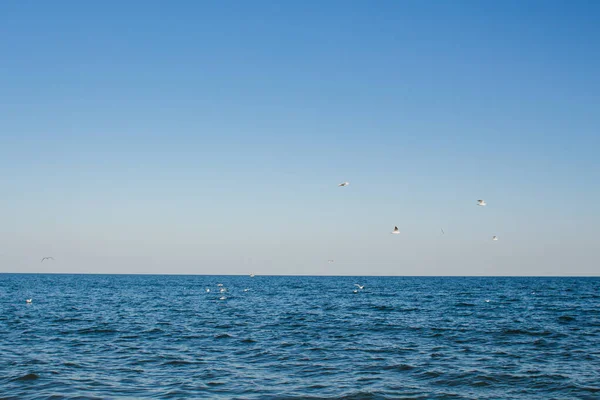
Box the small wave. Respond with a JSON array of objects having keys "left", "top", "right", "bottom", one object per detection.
[
  {"left": 13, "top": 373, "right": 39, "bottom": 381},
  {"left": 558, "top": 315, "right": 575, "bottom": 322},
  {"left": 372, "top": 305, "right": 394, "bottom": 311},
  {"left": 162, "top": 360, "right": 194, "bottom": 366},
  {"left": 382, "top": 364, "right": 415, "bottom": 372},
  {"left": 215, "top": 333, "right": 232, "bottom": 339},
  {"left": 455, "top": 302, "right": 475, "bottom": 307},
  {"left": 77, "top": 328, "right": 117, "bottom": 335}
]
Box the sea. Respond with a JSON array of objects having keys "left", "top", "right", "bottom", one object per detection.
[{"left": 0, "top": 274, "right": 599, "bottom": 399}]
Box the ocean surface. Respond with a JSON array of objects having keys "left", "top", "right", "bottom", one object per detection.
[{"left": 1, "top": 275, "right": 599, "bottom": 399}]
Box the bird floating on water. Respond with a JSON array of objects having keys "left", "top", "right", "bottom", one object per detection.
[
  {"left": 355, "top": 284, "right": 364, "bottom": 290},
  {"left": 206, "top": 289, "right": 210, "bottom": 293},
  {"left": 477, "top": 200, "right": 487, "bottom": 206},
  {"left": 41, "top": 257, "right": 54, "bottom": 262},
  {"left": 26, "top": 299, "right": 32, "bottom": 303},
  {"left": 243, "top": 288, "right": 250, "bottom": 292},
  {"left": 353, "top": 290, "right": 358, "bottom": 293},
  {"left": 220, "top": 288, "right": 226, "bottom": 293},
  {"left": 492, "top": 236, "right": 498, "bottom": 241},
  {"left": 250, "top": 273, "right": 255, "bottom": 278},
  {"left": 391, "top": 226, "right": 400, "bottom": 234},
  {"left": 219, "top": 296, "right": 226, "bottom": 300},
  {"left": 217, "top": 283, "right": 223, "bottom": 287},
  {"left": 338, "top": 182, "right": 349, "bottom": 187}
]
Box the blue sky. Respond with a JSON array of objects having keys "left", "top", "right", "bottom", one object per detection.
[{"left": 1, "top": 1, "right": 598, "bottom": 275}]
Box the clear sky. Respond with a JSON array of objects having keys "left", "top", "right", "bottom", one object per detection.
[{"left": 1, "top": 1, "right": 599, "bottom": 275}]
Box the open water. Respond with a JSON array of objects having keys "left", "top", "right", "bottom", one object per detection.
[{"left": 1, "top": 274, "right": 599, "bottom": 399}]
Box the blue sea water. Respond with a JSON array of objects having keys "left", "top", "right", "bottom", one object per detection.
[{"left": 0, "top": 275, "right": 599, "bottom": 399}]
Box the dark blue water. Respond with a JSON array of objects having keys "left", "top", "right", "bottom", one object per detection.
[{"left": 1, "top": 275, "right": 599, "bottom": 399}]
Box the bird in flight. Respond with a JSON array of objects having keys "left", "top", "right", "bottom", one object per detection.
[
  {"left": 441, "top": 228, "right": 445, "bottom": 235},
  {"left": 492, "top": 236, "right": 499, "bottom": 241},
  {"left": 338, "top": 182, "right": 349, "bottom": 187},
  {"left": 391, "top": 226, "right": 400, "bottom": 234},
  {"left": 327, "top": 260, "right": 334, "bottom": 264},
  {"left": 26, "top": 299, "right": 32, "bottom": 304},
  {"left": 41, "top": 257, "right": 54, "bottom": 262},
  {"left": 477, "top": 200, "right": 487, "bottom": 206},
  {"left": 355, "top": 284, "right": 364, "bottom": 290}
]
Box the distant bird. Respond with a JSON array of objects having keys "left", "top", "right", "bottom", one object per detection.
[
  {"left": 217, "top": 283, "right": 223, "bottom": 287},
  {"left": 391, "top": 226, "right": 400, "bottom": 234},
  {"left": 243, "top": 288, "right": 250, "bottom": 292},
  {"left": 26, "top": 299, "right": 32, "bottom": 304},
  {"left": 353, "top": 290, "right": 358, "bottom": 294},
  {"left": 41, "top": 257, "right": 54, "bottom": 262},
  {"left": 206, "top": 289, "right": 211, "bottom": 293},
  {"left": 338, "top": 182, "right": 349, "bottom": 187},
  {"left": 492, "top": 236, "right": 499, "bottom": 241},
  {"left": 250, "top": 273, "right": 255, "bottom": 278},
  {"left": 327, "top": 260, "right": 334, "bottom": 264},
  {"left": 355, "top": 284, "right": 364, "bottom": 290},
  {"left": 485, "top": 299, "right": 490, "bottom": 303},
  {"left": 220, "top": 288, "right": 226, "bottom": 293},
  {"left": 477, "top": 200, "right": 487, "bottom": 206},
  {"left": 219, "top": 296, "right": 226, "bottom": 300},
  {"left": 441, "top": 228, "right": 445, "bottom": 235}
]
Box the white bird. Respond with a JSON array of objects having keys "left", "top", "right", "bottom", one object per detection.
[
  {"left": 243, "top": 288, "right": 249, "bottom": 292},
  {"left": 217, "top": 283, "right": 223, "bottom": 287},
  {"left": 220, "top": 288, "right": 226, "bottom": 293},
  {"left": 41, "top": 257, "right": 54, "bottom": 262},
  {"left": 485, "top": 299, "right": 490, "bottom": 303},
  {"left": 206, "top": 289, "right": 210, "bottom": 293},
  {"left": 353, "top": 290, "right": 358, "bottom": 293},
  {"left": 219, "top": 296, "right": 226, "bottom": 300},
  {"left": 391, "top": 226, "right": 400, "bottom": 234},
  {"left": 477, "top": 200, "right": 487, "bottom": 206},
  {"left": 250, "top": 273, "right": 255, "bottom": 278},
  {"left": 492, "top": 236, "right": 498, "bottom": 241},
  {"left": 327, "top": 260, "right": 334, "bottom": 264},
  {"left": 26, "top": 299, "right": 32, "bottom": 304},
  {"left": 338, "top": 182, "right": 349, "bottom": 187},
  {"left": 355, "top": 284, "right": 364, "bottom": 290}
]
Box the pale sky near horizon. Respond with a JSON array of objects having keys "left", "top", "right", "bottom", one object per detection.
[{"left": 1, "top": 1, "right": 599, "bottom": 276}]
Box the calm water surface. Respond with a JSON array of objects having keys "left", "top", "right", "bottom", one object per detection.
[{"left": 1, "top": 275, "right": 599, "bottom": 399}]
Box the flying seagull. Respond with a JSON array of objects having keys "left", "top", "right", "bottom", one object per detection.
[
  {"left": 492, "top": 236, "right": 499, "bottom": 241},
  {"left": 391, "top": 226, "right": 400, "bottom": 234},
  {"left": 338, "top": 182, "right": 349, "bottom": 187},
  {"left": 41, "top": 257, "right": 54, "bottom": 262},
  {"left": 26, "top": 299, "right": 32, "bottom": 304},
  {"left": 355, "top": 284, "right": 364, "bottom": 290},
  {"left": 327, "top": 260, "right": 334, "bottom": 264},
  {"left": 441, "top": 228, "right": 445, "bottom": 235},
  {"left": 477, "top": 200, "right": 487, "bottom": 206}
]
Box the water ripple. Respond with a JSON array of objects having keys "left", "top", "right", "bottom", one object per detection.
[{"left": 1, "top": 275, "right": 599, "bottom": 399}]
